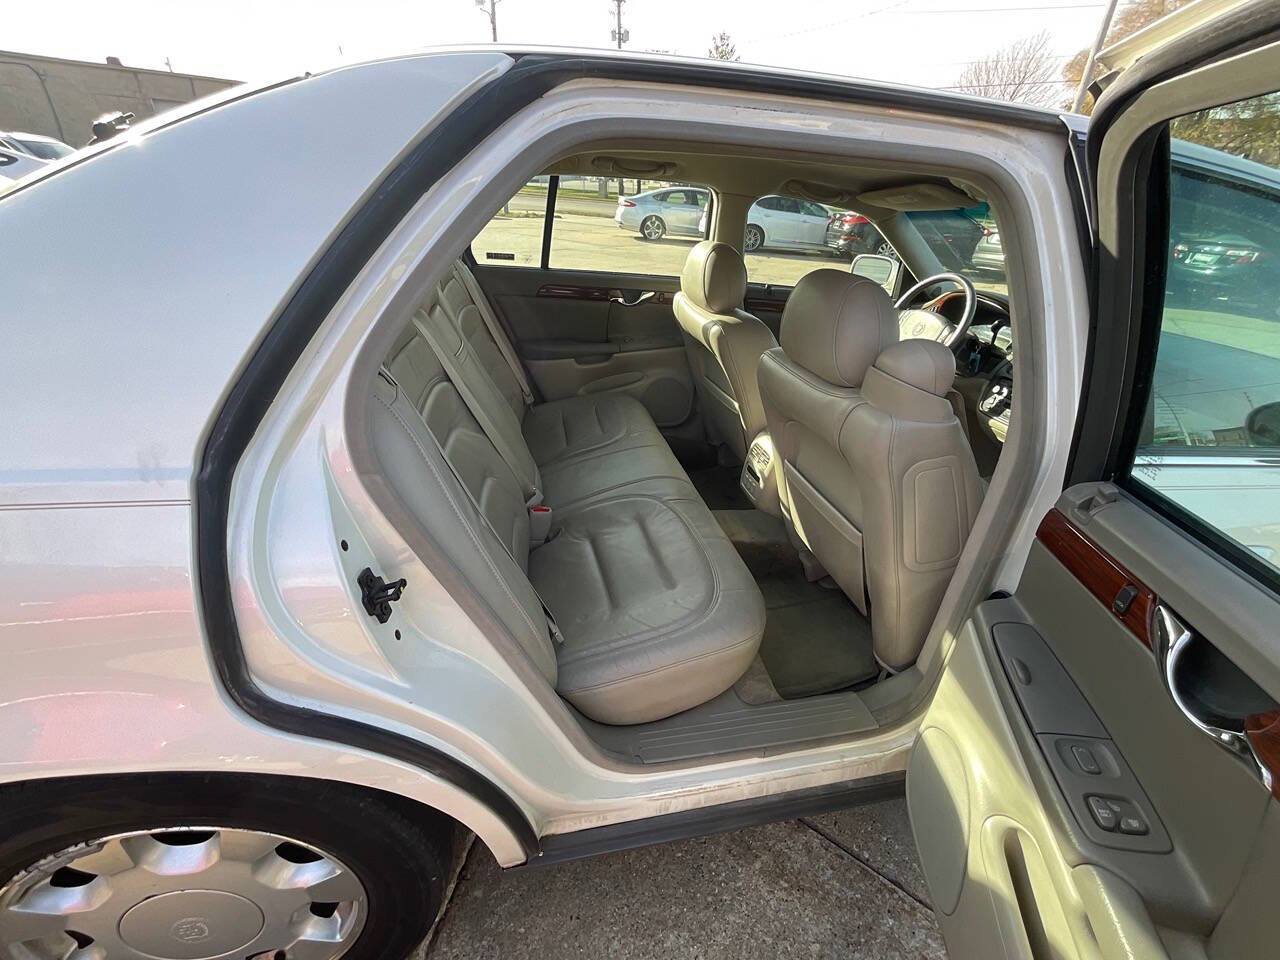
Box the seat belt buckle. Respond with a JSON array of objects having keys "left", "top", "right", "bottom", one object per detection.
[{"left": 529, "top": 504, "right": 553, "bottom": 545}]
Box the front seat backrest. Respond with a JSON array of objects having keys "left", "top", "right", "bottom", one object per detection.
[
  {"left": 674, "top": 240, "right": 777, "bottom": 461},
  {"left": 757, "top": 270, "right": 981, "bottom": 670}
]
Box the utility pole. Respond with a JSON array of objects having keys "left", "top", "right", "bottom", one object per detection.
[
  {"left": 475, "top": 0, "right": 499, "bottom": 42},
  {"left": 610, "top": 0, "right": 628, "bottom": 50}
]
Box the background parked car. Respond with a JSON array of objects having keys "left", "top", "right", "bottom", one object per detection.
[
  {"left": 616, "top": 186, "right": 709, "bottom": 240},
  {"left": 742, "top": 194, "right": 836, "bottom": 254},
  {"left": 834, "top": 212, "right": 896, "bottom": 258},
  {"left": 970, "top": 229, "right": 1004, "bottom": 275},
  {"left": 0, "top": 131, "right": 74, "bottom": 161},
  {"left": 0, "top": 147, "right": 48, "bottom": 186},
  {"left": 1165, "top": 139, "right": 1280, "bottom": 318}
]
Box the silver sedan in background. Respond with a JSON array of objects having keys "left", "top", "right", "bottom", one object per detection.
[{"left": 615, "top": 185, "right": 709, "bottom": 240}]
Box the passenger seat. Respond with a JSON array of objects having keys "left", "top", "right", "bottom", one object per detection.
[{"left": 373, "top": 261, "right": 765, "bottom": 724}]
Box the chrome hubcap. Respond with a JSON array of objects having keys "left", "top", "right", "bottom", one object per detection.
[{"left": 0, "top": 827, "right": 367, "bottom": 960}]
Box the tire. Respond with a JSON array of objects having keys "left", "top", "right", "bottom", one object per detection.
[
  {"left": 0, "top": 773, "right": 452, "bottom": 960},
  {"left": 875, "top": 240, "right": 898, "bottom": 260},
  {"left": 744, "top": 224, "right": 764, "bottom": 252},
  {"left": 639, "top": 215, "right": 666, "bottom": 241}
]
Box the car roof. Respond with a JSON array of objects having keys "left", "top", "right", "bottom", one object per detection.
[{"left": 1172, "top": 138, "right": 1280, "bottom": 191}]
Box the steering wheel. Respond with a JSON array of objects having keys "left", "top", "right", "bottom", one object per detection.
[{"left": 893, "top": 272, "right": 976, "bottom": 348}]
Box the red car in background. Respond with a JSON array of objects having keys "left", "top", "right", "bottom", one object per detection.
[{"left": 831, "top": 209, "right": 990, "bottom": 269}]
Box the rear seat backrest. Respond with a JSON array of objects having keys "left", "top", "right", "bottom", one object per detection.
[
  {"left": 409, "top": 281, "right": 542, "bottom": 502},
  {"left": 368, "top": 370, "right": 557, "bottom": 682}
]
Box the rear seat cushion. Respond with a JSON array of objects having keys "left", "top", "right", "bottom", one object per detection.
[
  {"left": 376, "top": 260, "right": 766, "bottom": 725},
  {"left": 529, "top": 492, "right": 765, "bottom": 725}
]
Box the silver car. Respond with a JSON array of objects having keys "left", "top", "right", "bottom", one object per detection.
[
  {"left": 743, "top": 194, "right": 836, "bottom": 254},
  {"left": 615, "top": 185, "right": 708, "bottom": 240}
]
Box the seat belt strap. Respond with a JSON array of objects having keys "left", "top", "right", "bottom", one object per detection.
[
  {"left": 378, "top": 368, "right": 563, "bottom": 645},
  {"left": 412, "top": 309, "right": 542, "bottom": 507},
  {"left": 453, "top": 262, "right": 536, "bottom": 406}
]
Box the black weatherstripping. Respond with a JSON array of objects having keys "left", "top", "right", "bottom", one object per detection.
[
  {"left": 195, "top": 57, "right": 562, "bottom": 863},
  {"left": 196, "top": 52, "right": 1058, "bottom": 866},
  {"left": 516, "top": 774, "right": 906, "bottom": 870}
]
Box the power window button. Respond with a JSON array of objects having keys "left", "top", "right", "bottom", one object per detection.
[
  {"left": 1119, "top": 814, "right": 1148, "bottom": 835},
  {"left": 1071, "top": 745, "right": 1101, "bottom": 775},
  {"left": 1087, "top": 795, "right": 1118, "bottom": 831}
]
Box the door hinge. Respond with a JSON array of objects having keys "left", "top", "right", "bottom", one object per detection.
[{"left": 357, "top": 567, "right": 406, "bottom": 624}]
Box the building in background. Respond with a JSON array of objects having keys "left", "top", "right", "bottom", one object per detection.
[{"left": 0, "top": 51, "right": 237, "bottom": 147}]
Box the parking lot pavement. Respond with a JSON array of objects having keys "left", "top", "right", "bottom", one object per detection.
[
  {"left": 473, "top": 212, "right": 846, "bottom": 286},
  {"left": 416, "top": 798, "right": 945, "bottom": 960}
]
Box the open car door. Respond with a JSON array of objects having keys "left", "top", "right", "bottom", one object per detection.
[{"left": 908, "top": 4, "right": 1280, "bottom": 958}]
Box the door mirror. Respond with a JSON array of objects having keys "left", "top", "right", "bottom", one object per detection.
[
  {"left": 1246, "top": 401, "right": 1280, "bottom": 447},
  {"left": 851, "top": 253, "right": 900, "bottom": 294}
]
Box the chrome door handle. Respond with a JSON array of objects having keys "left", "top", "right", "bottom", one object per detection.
[
  {"left": 1153, "top": 603, "right": 1273, "bottom": 792},
  {"left": 609, "top": 290, "right": 657, "bottom": 307}
]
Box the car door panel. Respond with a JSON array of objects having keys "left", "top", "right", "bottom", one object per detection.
[
  {"left": 914, "top": 484, "right": 1280, "bottom": 959},
  {"left": 911, "top": 11, "right": 1280, "bottom": 958},
  {"left": 471, "top": 264, "right": 695, "bottom": 428}
]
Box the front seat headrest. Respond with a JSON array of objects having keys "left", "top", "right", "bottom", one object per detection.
[
  {"left": 780, "top": 271, "right": 898, "bottom": 387},
  {"left": 681, "top": 240, "right": 747, "bottom": 313},
  {"left": 871, "top": 339, "right": 957, "bottom": 397}
]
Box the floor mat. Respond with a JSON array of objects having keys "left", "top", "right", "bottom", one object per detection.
[
  {"left": 715, "top": 509, "right": 878, "bottom": 699},
  {"left": 758, "top": 591, "right": 878, "bottom": 699},
  {"left": 690, "top": 465, "right": 752, "bottom": 511}
]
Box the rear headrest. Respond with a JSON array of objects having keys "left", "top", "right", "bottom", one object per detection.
[
  {"left": 681, "top": 240, "right": 747, "bottom": 314},
  {"left": 872, "top": 339, "right": 956, "bottom": 397},
  {"left": 780, "top": 271, "right": 898, "bottom": 387}
]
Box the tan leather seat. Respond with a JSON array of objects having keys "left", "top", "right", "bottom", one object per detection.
[
  {"left": 376, "top": 260, "right": 764, "bottom": 725},
  {"left": 757, "top": 270, "right": 982, "bottom": 670},
  {"left": 674, "top": 241, "right": 777, "bottom": 461}
]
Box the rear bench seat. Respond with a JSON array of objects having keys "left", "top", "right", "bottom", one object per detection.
[{"left": 371, "top": 261, "right": 765, "bottom": 725}]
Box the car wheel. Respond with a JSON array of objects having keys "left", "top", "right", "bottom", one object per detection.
[
  {"left": 640, "top": 215, "right": 666, "bottom": 241},
  {"left": 875, "top": 240, "right": 898, "bottom": 260},
  {"left": 0, "top": 773, "right": 452, "bottom": 960},
  {"left": 744, "top": 224, "right": 764, "bottom": 252}
]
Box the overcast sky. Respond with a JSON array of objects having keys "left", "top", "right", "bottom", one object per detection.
[{"left": 5, "top": 0, "right": 1111, "bottom": 94}]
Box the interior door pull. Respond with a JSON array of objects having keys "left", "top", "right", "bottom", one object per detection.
[
  {"left": 609, "top": 290, "right": 656, "bottom": 307},
  {"left": 1152, "top": 603, "right": 1273, "bottom": 793}
]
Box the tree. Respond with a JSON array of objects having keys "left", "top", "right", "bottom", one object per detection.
[
  {"left": 951, "top": 32, "right": 1062, "bottom": 109},
  {"left": 707, "top": 32, "right": 740, "bottom": 62},
  {"left": 1062, "top": 0, "right": 1191, "bottom": 114}
]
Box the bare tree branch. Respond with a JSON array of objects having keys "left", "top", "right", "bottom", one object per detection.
[{"left": 952, "top": 31, "right": 1062, "bottom": 108}]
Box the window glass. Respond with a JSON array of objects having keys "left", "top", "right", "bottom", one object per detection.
[
  {"left": 1129, "top": 91, "right": 1280, "bottom": 574},
  {"left": 742, "top": 193, "right": 843, "bottom": 287},
  {"left": 549, "top": 177, "right": 710, "bottom": 275},
  {"left": 470, "top": 176, "right": 550, "bottom": 267},
  {"left": 905, "top": 208, "right": 1006, "bottom": 297}
]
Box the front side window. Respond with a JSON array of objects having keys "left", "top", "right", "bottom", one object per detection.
[
  {"left": 743, "top": 193, "right": 842, "bottom": 287},
  {"left": 904, "top": 208, "right": 1005, "bottom": 297},
  {"left": 1128, "top": 90, "right": 1280, "bottom": 575}
]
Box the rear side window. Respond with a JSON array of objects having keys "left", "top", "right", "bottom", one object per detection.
[
  {"left": 470, "top": 176, "right": 548, "bottom": 268},
  {"left": 1127, "top": 90, "right": 1280, "bottom": 577},
  {"left": 470, "top": 176, "right": 710, "bottom": 276},
  {"left": 549, "top": 177, "right": 709, "bottom": 274}
]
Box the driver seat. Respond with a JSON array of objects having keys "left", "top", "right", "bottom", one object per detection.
[{"left": 756, "top": 270, "right": 983, "bottom": 670}]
